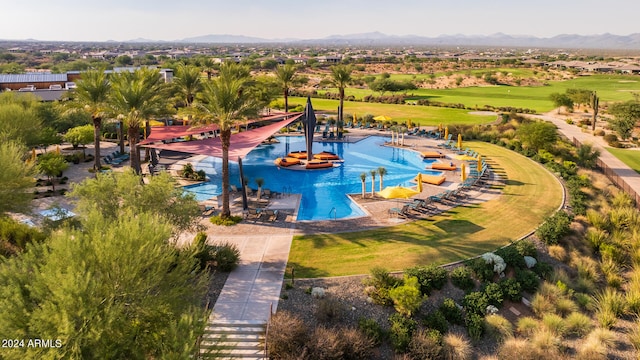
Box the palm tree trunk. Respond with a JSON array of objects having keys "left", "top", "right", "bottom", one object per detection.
[
  {"left": 119, "top": 120, "right": 125, "bottom": 154},
  {"left": 128, "top": 126, "right": 141, "bottom": 174},
  {"left": 339, "top": 88, "right": 345, "bottom": 123},
  {"left": 93, "top": 117, "right": 102, "bottom": 171},
  {"left": 221, "top": 129, "right": 231, "bottom": 218},
  {"left": 284, "top": 88, "right": 289, "bottom": 113}
]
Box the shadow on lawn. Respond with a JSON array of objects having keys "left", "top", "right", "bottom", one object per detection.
[{"left": 285, "top": 262, "right": 330, "bottom": 279}]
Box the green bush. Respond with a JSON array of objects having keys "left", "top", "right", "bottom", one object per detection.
[
  {"left": 0, "top": 218, "right": 46, "bottom": 257},
  {"left": 515, "top": 240, "right": 538, "bottom": 258},
  {"left": 483, "top": 282, "right": 504, "bottom": 307},
  {"left": 211, "top": 241, "right": 241, "bottom": 271},
  {"left": 499, "top": 278, "right": 522, "bottom": 301},
  {"left": 484, "top": 314, "right": 513, "bottom": 341},
  {"left": 532, "top": 261, "right": 554, "bottom": 280},
  {"left": 466, "top": 313, "right": 485, "bottom": 341},
  {"left": 363, "top": 267, "right": 402, "bottom": 306},
  {"left": 405, "top": 264, "right": 448, "bottom": 295},
  {"left": 389, "top": 313, "right": 417, "bottom": 352},
  {"left": 515, "top": 269, "right": 540, "bottom": 293},
  {"left": 209, "top": 215, "right": 242, "bottom": 226},
  {"left": 463, "top": 291, "right": 489, "bottom": 316},
  {"left": 439, "top": 298, "right": 464, "bottom": 325},
  {"left": 603, "top": 133, "right": 618, "bottom": 145},
  {"left": 389, "top": 275, "right": 424, "bottom": 317},
  {"left": 467, "top": 257, "right": 494, "bottom": 283},
  {"left": 495, "top": 245, "right": 526, "bottom": 269},
  {"left": 535, "top": 211, "right": 572, "bottom": 245},
  {"left": 450, "top": 266, "right": 475, "bottom": 292},
  {"left": 358, "top": 318, "right": 384, "bottom": 346},
  {"left": 423, "top": 310, "right": 449, "bottom": 334}
]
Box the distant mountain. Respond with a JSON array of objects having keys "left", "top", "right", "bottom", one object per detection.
[
  {"left": 126, "top": 37, "right": 165, "bottom": 43},
  {"left": 178, "top": 34, "right": 273, "bottom": 43}
]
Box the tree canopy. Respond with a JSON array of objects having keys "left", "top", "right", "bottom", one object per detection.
[
  {"left": 608, "top": 100, "right": 640, "bottom": 140},
  {"left": 516, "top": 121, "right": 558, "bottom": 152},
  {"left": 0, "top": 141, "right": 35, "bottom": 215}
]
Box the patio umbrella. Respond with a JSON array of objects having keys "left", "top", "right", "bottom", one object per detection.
[
  {"left": 378, "top": 185, "right": 420, "bottom": 199},
  {"left": 478, "top": 155, "right": 483, "bottom": 172},
  {"left": 373, "top": 115, "right": 393, "bottom": 121},
  {"left": 416, "top": 173, "right": 423, "bottom": 193},
  {"left": 457, "top": 133, "right": 462, "bottom": 149},
  {"left": 461, "top": 163, "right": 467, "bottom": 181}
]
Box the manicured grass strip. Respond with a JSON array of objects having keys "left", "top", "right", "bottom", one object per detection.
[
  {"left": 287, "top": 97, "right": 496, "bottom": 125},
  {"left": 606, "top": 147, "right": 640, "bottom": 174},
  {"left": 288, "top": 142, "right": 563, "bottom": 278}
]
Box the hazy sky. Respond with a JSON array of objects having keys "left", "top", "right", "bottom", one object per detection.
[{"left": 3, "top": 0, "right": 639, "bottom": 42}]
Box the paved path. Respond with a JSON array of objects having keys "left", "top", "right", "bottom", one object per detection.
[
  {"left": 532, "top": 113, "right": 640, "bottom": 192},
  {"left": 210, "top": 233, "right": 293, "bottom": 322}
]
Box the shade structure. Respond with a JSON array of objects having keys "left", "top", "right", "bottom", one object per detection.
[
  {"left": 303, "top": 97, "right": 317, "bottom": 161},
  {"left": 461, "top": 162, "right": 467, "bottom": 181},
  {"left": 457, "top": 133, "right": 462, "bottom": 149},
  {"left": 373, "top": 115, "right": 393, "bottom": 121},
  {"left": 416, "top": 173, "right": 423, "bottom": 193},
  {"left": 378, "top": 185, "right": 420, "bottom": 199},
  {"left": 444, "top": 126, "right": 449, "bottom": 140}
]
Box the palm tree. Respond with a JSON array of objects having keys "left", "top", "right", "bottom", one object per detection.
[
  {"left": 330, "top": 64, "right": 353, "bottom": 125},
  {"left": 109, "top": 68, "right": 168, "bottom": 174},
  {"left": 274, "top": 63, "right": 297, "bottom": 113},
  {"left": 255, "top": 177, "right": 264, "bottom": 199},
  {"left": 173, "top": 63, "right": 202, "bottom": 108},
  {"left": 370, "top": 170, "right": 376, "bottom": 197},
  {"left": 377, "top": 167, "right": 387, "bottom": 191},
  {"left": 591, "top": 91, "right": 599, "bottom": 132},
  {"left": 360, "top": 172, "right": 367, "bottom": 198},
  {"left": 201, "top": 57, "right": 216, "bottom": 80},
  {"left": 189, "top": 63, "right": 259, "bottom": 218},
  {"left": 70, "top": 69, "right": 111, "bottom": 171}
]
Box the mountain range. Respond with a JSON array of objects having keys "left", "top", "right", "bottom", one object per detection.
[{"left": 166, "top": 32, "right": 640, "bottom": 49}]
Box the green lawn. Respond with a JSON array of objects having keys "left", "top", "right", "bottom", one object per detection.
[
  {"left": 288, "top": 142, "right": 563, "bottom": 278},
  {"left": 287, "top": 97, "right": 496, "bottom": 126},
  {"left": 606, "top": 147, "right": 640, "bottom": 173},
  {"left": 315, "top": 73, "right": 640, "bottom": 114}
]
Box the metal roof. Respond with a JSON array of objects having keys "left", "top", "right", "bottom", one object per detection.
[{"left": 0, "top": 73, "right": 68, "bottom": 83}]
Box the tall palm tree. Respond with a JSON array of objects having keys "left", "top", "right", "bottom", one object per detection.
[
  {"left": 330, "top": 64, "right": 353, "bottom": 125},
  {"left": 173, "top": 63, "right": 202, "bottom": 108},
  {"left": 360, "top": 172, "right": 367, "bottom": 198},
  {"left": 109, "top": 68, "right": 168, "bottom": 174},
  {"left": 201, "top": 57, "right": 216, "bottom": 80},
  {"left": 70, "top": 69, "right": 111, "bottom": 170},
  {"left": 274, "top": 63, "right": 297, "bottom": 113},
  {"left": 189, "top": 63, "right": 259, "bottom": 218},
  {"left": 377, "top": 167, "right": 387, "bottom": 191},
  {"left": 370, "top": 170, "right": 376, "bottom": 197}
]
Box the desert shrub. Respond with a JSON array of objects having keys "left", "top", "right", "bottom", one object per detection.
[
  {"left": 530, "top": 328, "right": 562, "bottom": 358},
  {"left": 315, "top": 297, "right": 345, "bottom": 323},
  {"left": 516, "top": 316, "right": 539, "bottom": 336},
  {"left": 483, "top": 282, "right": 504, "bottom": 307},
  {"left": 339, "top": 327, "right": 375, "bottom": 360},
  {"left": 574, "top": 292, "right": 593, "bottom": 309},
  {"left": 595, "top": 309, "right": 617, "bottom": 329},
  {"left": 579, "top": 328, "right": 617, "bottom": 358},
  {"left": 408, "top": 329, "right": 442, "bottom": 360},
  {"left": 307, "top": 325, "right": 346, "bottom": 360},
  {"left": 389, "top": 313, "right": 417, "bottom": 352},
  {"left": 267, "top": 311, "right": 309, "bottom": 358},
  {"left": 586, "top": 209, "right": 610, "bottom": 230},
  {"left": 358, "top": 318, "right": 384, "bottom": 346},
  {"left": 593, "top": 288, "right": 627, "bottom": 317},
  {"left": 389, "top": 275, "right": 424, "bottom": 317},
  {"left": 542, "top": 313, "right": 567, "bottom": 337},
  {"left": 211, "top": 241, "right": 240, "bottom": 271},
  {"left": 465, "top": 313, "right": 484, "bottom": 341},
  {"left": 555, "top": 298, "right": 578, "bottom": 317},
  {"left": 463, "top": 291, "right": 489, "bottom": 316},
  {"left": 484, "top": 314, "right": 513, "bottom": 341},
  {"left": 628, "top": 321, "right": 640, "bottom": 352},
  {"left": 405, "top": 264, "right": 448, "bottom": 295},
  {"left": 499, "top": 278, "right": 522, "bottom": 301},
  {"left": 603, "top": 133, "right": 618, "bottom": 145},
  {"left": 498, "top": 338, "right": 533, "bottom": 359},
  {"left": 515, "top": 240, "right": 538, "bottom": 258},
  {"left": 467, "top": 257, "right": 494, "bottom": 282},
  {"left": 439, "top": 298, "right": 464, "bottom": 325},
  {"left": 565, "top": 312, "right": 593, "bottom": 336},
  {"left": 442, "top": 332, "right": 472, "bottom": 360},
  {"left": 536, "top": 211, "right": 572, "bottom": 245},
  {"left": 0, "top": 218, "right": 46, "bottom": 257},
  {"left": 531, "top": 294, "right": 555, "bottom": 317},
  {"left": 548, "top": 245, "right": 568, "bottom": 262},
  {"left": 495, "top": 245, "right": 526, "bottom": 269},
  {"left": 532, "top": 261, "right": 554, "bottom": 280},
  {"left": 209, "top": 215, "right": 243, "bottom": 226},
  {"left": 600, "top": 258, "right": 623, "bottom": 289},
  {"left": 423, "top": 310, "right": 448, "bottom": 334},
  {"left": 450, "top": 266, "right": 475, "bottom": 292},
  {"left": 363, "top": 267, "right": 402, "bottom": 306},
  {"left": 515, "top": 269, "right": 540, "bottom": 293}
]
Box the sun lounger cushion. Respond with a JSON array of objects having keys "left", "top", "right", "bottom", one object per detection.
[
  {"left": 431, "top": 163, "right": 457, "bottom": 171},
  {"left": 420, "top": 151, "right": 444, "bottom": 158},
  {"left": 416, "top": 174, "right": 446, "bottom": 185}
]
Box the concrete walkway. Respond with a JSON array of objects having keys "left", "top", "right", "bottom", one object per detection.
[
  {"left": 210, "top": 234, "right": 293, "bottom": 322},
  {"left": 533, "top": 113, "right": 640, "bottom": 193}
]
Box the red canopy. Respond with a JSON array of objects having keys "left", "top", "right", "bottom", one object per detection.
[{"left": 142, "top": 114, "right": 303, "bottom": 161}]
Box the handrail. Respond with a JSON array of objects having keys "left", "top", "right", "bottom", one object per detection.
[{"left": 329, "top": 207, "right": 337, "bottom": 221}]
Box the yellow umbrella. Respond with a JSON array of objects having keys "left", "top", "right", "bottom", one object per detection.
[
  {"left": 438, "top": 123, "right": 443, "bottom": 132},
  {"left": 55, "top": 145, "right": 60, "bottom": 154},
  {"left": 457, "top": 133, "right": 462, "bottom": 149},
  {"left": 149, "top": 120, "right": 165, "bottom": 127},
  {"left": 461, "top": 163, "right": 467, "bottom": 181},
  {"left": 478, "top": 155, "right": 483, "bottom": 172},
  {"left": 444, "top": 126, "right": 449, "bottom": 140},
  {"left": 406, "top": 119, "right": 412, "bottom": 128},
  {"left": 353, "top": 113, "right": 357, "bottom": 123},
  {"left": 373, "top": 115, "right": 393, "bottom": 121},
  {"left": 416, "top": 173, "right": 423, "bottom": 193},
  {"left": 378, "top": 185, "right": 420, "bottom": 199},
  {"left": 455, "top": 154, "right": 476, "bottom": 161}
]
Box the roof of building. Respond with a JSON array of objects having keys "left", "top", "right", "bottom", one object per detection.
[{"left": 0, "top": 73, "right": 68, "bottom": 83}]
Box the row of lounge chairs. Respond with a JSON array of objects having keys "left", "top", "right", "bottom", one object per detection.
[
  {"left": 389, "top": 198, "right": 437, "bottom": 218},
  {"left": 103, "top": 151, "right": 130, "bottom": 165},
  {"left": 246, "top": 208, "right": 279, "bottom": 222}
]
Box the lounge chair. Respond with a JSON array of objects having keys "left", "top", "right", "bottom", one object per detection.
[
  {"left": 389, "top": 205, "right": 410, "bottom": 218},
  {"left": 246, "top": 208, "right": 261, "bottom": 220},
  {"left": 261, "top": 209, "right": 279, "bottom": 222}
]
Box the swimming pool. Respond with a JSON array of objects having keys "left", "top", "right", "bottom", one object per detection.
[{"left": 189, "top": 136, "right": 443, "bottom": 221}]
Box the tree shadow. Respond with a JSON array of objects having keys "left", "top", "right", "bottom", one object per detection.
[{"left": 433, "top": 219, "right": 485, "bottom": 235}]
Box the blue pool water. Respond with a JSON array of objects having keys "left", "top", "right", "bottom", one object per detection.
[{"left": 187, "top": 136, "right": 443, "bottom": 221}]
